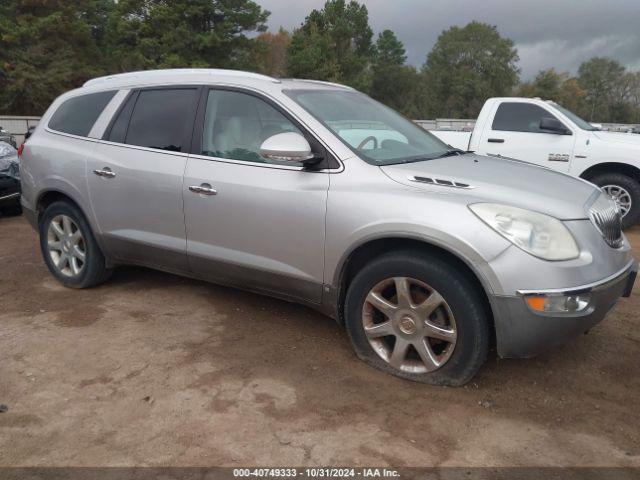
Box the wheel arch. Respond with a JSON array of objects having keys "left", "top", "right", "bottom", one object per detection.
[
  {"left": 36, "top": 189, "right": 86, "bottom": 224},
  {"left": 579, "top": 162, "right": 640, "bottom": 183},
  {"left": 35, "top": 189, "right": 111, "bottom": 262},
  {"left": 333, "top": 236, "right": 496, "bottom": 344}
]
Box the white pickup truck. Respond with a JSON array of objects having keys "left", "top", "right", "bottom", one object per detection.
[{"left": 429, "top": 97, "right": 640, "bottom": 228}]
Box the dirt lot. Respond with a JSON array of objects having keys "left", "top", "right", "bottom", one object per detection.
[{"left": 0, "top": 214, "right": 639, "bottom": 467}]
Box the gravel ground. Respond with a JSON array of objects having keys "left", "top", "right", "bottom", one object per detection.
[{"left": 0, "top": 214, "right": 639, "bottom": 467}]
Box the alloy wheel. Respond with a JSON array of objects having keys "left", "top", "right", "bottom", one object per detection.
[
  {"left": 362, "top": 277, "right": 457, "bottom": 373},
  {"left": 47, "top": 215, "right": 86, "bottom": 277},
  {"left": 602, "top": 184, "right": 632, "bottom": 218}
]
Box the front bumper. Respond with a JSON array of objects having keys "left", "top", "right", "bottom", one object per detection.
[{"left": 492, "top": 260, "right": 637, "bottom": 358}]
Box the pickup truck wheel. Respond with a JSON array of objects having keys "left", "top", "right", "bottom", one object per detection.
[
  {"left": 590, "top": 173, "right": 640, "bottom": 229},
  {"left": 39, "top": 201, "right": 112, "bottom": 288},
  {"left": 344, "top": 251, "right": 490, "bottom": 386}
]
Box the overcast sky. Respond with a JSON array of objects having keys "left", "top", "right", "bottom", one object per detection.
[{"left": 258, "top": 0, "right": 640, "bottom": 79}]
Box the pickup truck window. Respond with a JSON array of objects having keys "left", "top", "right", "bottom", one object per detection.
[
  {"left": 492, "top": 103, "right": 564, "bottom": 134},
  {"left": 550, "top": 102, "right": 598, "bottom": 131},
  {"left": 285, "top": 89, "right": 450, "bottom": 165}
]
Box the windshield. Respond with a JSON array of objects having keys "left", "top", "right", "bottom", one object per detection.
[
  {"left": 549, "top": 102, "right": 598, "bottom": 131},
  {"left": 285, "top": 89, "right": 454, "bottom": 165}
]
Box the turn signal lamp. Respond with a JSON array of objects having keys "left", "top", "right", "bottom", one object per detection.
[{"left": 525, "top": 293, "right": 591, "bottom": 313}]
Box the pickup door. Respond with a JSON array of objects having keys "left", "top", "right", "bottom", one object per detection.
[{"left": 478, "top": 101, "right": 575, "bottom": 172}]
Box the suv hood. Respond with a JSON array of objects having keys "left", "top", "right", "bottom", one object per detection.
[
  {"left": 592, "top": 131, "right": 640, "bottom": 146},
  {"left": 380, "top": 154, "right": 598, "bottom": 220}
]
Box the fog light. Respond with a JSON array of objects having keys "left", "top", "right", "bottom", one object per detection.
[{"left": 525, "top": 293, "right": 591, "bottom": 313}]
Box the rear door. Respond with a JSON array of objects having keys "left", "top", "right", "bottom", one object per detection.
[
  {"left": 87, "top": 87, "right": 199, "bottom": 271},
  {"left": 480, "top": 101, "right": 575, "bottom": 172},
  {"left": 183, "top": 88, "right": 330, "bottom": 303}
]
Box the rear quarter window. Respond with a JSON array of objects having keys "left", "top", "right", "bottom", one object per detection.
[{"left": 48, "top": 91, "right": 117, "bottom": 137}]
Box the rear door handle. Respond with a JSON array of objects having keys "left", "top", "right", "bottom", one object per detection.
[
  {"left": 189, "top": 184, "right": 218, "bottom": 196},
  {"left": 487, "top": 138, "right": 505, "bottom": 143},
  {"left": 93, "top": 168, "right": 116, "bottom": 178}
]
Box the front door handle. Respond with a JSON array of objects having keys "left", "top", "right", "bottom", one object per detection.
[
  {"left": 189, "top": 184, "right": 218, "bottom": 196},
  {"left": 487, "top": 138, "right": 505, "bottom": 143},
  {"left": 93, "top": 167, "right": 116, "bottom": 178}
]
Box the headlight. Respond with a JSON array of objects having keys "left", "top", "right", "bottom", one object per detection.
[{"left": 469, "top": 203, "right": 579, "bottom": 261}]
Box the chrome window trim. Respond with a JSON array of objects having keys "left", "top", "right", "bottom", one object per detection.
[
  {"left": 516, "top": 259, "right": 636, "bottom": 295},
  {"left": 188, "top": 153, "right": 309, "bottom": 172},
  {"left": 0, "top": 192, "right": 20, "bottom": 202},
  {"left": 44, "top": 128, "right": 190, "bottom": 158},
  {"left": 46, "top": 126, "right": 342, "bottom": 172},
  {"left": 46, "top": 82, "right": 346, "bottom": 173}
]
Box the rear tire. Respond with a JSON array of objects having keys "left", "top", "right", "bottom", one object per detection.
[
  {"left": 590, "top": 172, "right": 640, "bottom": 229},
  {"left": 39, "top": 201, "right": 112, "bottom": 288},
  {"left": 344, "top": 251, "right": 490, "bottom": 386}
]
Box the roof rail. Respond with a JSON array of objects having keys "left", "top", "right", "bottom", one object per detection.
[
  {"left": 83, "top": 69, "right": 280, "bottom": 87},
  {"left": 286, "top": 78, "right": 354, "bottom": 90}
]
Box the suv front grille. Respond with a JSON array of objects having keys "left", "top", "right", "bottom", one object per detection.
[{"left": 589, "top": 193, "right": 623, "bottom": 249}]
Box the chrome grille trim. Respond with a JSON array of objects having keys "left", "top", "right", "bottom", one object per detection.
[{"left": 589, "top": 194, "right": 623, "bottom": 249}]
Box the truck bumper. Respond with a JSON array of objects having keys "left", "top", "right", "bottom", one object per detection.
[{"left": 492, "top": 260, "right": 637, "bottom": 358}]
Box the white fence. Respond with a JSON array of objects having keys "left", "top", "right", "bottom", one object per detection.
[
  {"left": 0, "top": 116, "right": 41, "bottom": 146},
  {"left": 415, "top": 119, "right": 476, "bottom": 131}
]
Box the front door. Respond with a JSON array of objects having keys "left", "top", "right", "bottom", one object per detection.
[
  {"left": 183, "top": 88, "right": 330, "bottom": 302},
  {"left": 481, "top": 102, "right": 576, "bottom": 172},
  {"left": 87, "top": 87, "right": 200, "bottom": 272}
]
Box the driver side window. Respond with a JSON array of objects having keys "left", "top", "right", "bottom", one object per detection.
[
  {"left": 201, "top": 90, "right": 303, "bottom": 165},
  {"left": 492, "top": 103, "right": 563, "bottom": 134}
]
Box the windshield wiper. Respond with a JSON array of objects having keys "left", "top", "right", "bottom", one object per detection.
[
  {"left": 396, "top": 149, "right": 467, "bottom": 165},
  {"left": 432, "top": 148, "right": 466, "bottom": 159}
]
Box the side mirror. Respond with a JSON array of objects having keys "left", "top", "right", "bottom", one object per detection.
[
  {"left": 25, "top": 126, "right": 36, "bottom": 140},
  {"left": 540, "top": 117, "right": 571, "bottom": 135},
  {"left": 259, "top": 132, "right": 323, "bottom": 166}
]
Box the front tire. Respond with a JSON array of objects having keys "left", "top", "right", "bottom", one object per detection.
[
  {"left": 39, "top": 201, "right": 112, "bottom": 288},
  {"left": 590, "top": 173, "right": 640, "bottom": 229},
  {"left": 344, "top": 251, "right": 490, "bottom": 386}
]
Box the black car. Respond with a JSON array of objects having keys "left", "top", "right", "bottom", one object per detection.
[
  {"left": 0, "top": 141, "right": 21, "bottom": 216},
  {"left": 0, "top": 127, "right": 17, "bottom": 148}
]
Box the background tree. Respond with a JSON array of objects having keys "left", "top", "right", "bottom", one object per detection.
[
  {"left": 286, "top": 0, "right": 373, "bottom": 91},
  {"left": 248, "top": 28, "right": 291, "bottom": 77},
  {"left": 105, "top": 0, "right": 269, "bottom": 71},
  {"left": 626, "top": 72, "right": 640, "bottom": 123},
  {"left": 370, "top": 30, "right": 424, "bottom": 117},
  {"left": 516, "top": 69, "right": 587, "bottom": 116},
  {"left": 517, "top": 69, "right": 563, "bottom": 99},
  {"left": 577, "top": 57, "right": 626, "bottom": 121},
  {"left": 423, "top": 22, "right": 520, "bottom": 118},
  {"left": 0, "top": 0, "right": 111, "bottom": 115},
  {"left": 556, "top": 78, "right": 587, "bottom": 115}
]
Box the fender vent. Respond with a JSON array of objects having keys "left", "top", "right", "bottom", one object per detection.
[{"left": 409, "top": 176, "right": 474, "bottom": 189}]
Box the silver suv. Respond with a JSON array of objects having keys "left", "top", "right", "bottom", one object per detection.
[{"left": 20, "top": 69, "right": 637, "bottom": 385}]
